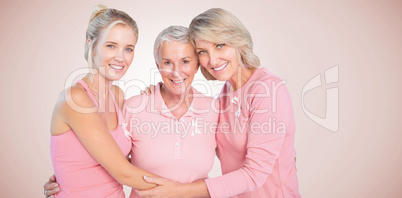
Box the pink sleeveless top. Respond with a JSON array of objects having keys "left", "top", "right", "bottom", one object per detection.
[{"left": 50, "top": 80, "right": 131, "bottom": 198}]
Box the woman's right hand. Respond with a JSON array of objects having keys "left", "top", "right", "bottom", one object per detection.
[
  {"left": 140, "top": 84, "right": 156, "bottom": 95},
  {"left": 43, "top": 175, "right": 60, "bottom": 198}
]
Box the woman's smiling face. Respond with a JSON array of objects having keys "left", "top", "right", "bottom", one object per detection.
[
  {"left": 195, "top": 38, "right": 240, "bottom": 82},
  {"left": 92, "top": 24, "right": 137, "bottom": 81},
  {"left": 157, "top": 40, "right": 198, "bottom": 97}
]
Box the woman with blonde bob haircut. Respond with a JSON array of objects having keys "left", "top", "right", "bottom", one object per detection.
[
  {"left": 43, "top": 5, "right": 160, "bottom": 197},
  {"left": 190, "top": 8, "right": 261, "bottom": 81},
  {"left": 138, "top": 8, "right": 300, "bottom": 198}
]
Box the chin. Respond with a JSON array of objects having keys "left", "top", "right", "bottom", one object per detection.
[
  {"left": 210, "top": 74, "right": 228, "bottom": 81},
  {"left": 169, "top": 84, "right": 190, "bottom": 95},
  {"left": 107, "top": 76, "right": 122, "bottom": 81}
]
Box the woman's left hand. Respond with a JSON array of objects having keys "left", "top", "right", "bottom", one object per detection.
[{"left": 135, "top": 176, "right": 188, "bottom": 198}]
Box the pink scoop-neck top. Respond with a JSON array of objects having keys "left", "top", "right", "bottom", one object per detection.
[{"left": 50, "top": 80, "right": 131, "bottom": 198}]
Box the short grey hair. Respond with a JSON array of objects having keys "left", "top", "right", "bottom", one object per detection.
[{"left": 153, "top": 26, "right": 193, "bottom": 65}]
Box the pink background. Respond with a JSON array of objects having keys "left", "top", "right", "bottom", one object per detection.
[{"left": 1, "top": 0, "right": 401, "bottom": 197}]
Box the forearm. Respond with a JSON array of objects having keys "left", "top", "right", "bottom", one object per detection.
[
  {"left": 114, "top": 161, "right": 158, "bottom": 190},
  {"left": 182, "top": 180, "right": 210, "bottom": 198},
  {"left": 62, "top": 89, "right": 158, "bottom": 190},
  {"left": 78, "top": 132, "right": 158, "bottom": 190}
]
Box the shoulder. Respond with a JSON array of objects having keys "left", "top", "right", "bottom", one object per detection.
[
  {"left": 51, "top": 86, "right": 95, "bottom": 133},
  {"left": 60, "top": 86, "right": 95, "bottom": 108},
  {"left": 192, "top": 87, "right": 217, "bottom": 107},
  {"left": 51, "top": 85, "right": 97, "bottom": 134},
  {"left": 55, "top": 85, "right": 97, "bottom": 116},
  {"left": 125, "top": 93, "right": 148, "bottom": 107},
  {"left": 245, "top": 67, "right": 289, "bottom": 95},
  {"left": 124, "top": 93, "right": 150, "bottom": 116},
  {"left": 242, "top": 68, "right": 293, "bottom": 112},
  {"left": 191, "top": 88, "right": 219, "bottom": 117},
  {"left": 193, "top": 87, "right": 214, "bottom": 101}
]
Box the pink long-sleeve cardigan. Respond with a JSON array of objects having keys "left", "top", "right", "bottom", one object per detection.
[{"left": 205, "top": 67, "right": 300, "bottom": 198}]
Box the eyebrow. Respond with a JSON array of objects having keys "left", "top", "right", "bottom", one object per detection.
[
  {"left": 105, "top": 41, "right": 135, "bottom": 47},
  {"left": 161, "top": 57, "right": 192, "bottom": 61}
]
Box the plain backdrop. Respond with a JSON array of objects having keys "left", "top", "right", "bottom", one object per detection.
[{"left": 0, "top": 0, "right": 401, "bottom": 197}]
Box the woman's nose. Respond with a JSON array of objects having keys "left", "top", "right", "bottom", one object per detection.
[
  {"left": 208, "top": 52, "right": 218, "bottom": 66},
  {"left": 170, "top": 65, "right": 185, "bottom": 79},
  {"left": 114, "top": 50, "right": 124, "bottom": 62}
]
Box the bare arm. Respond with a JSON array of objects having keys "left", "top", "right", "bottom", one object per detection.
[
  {"left": 136, "top": 177, "right": 210, "bottom": 198},
  {"left": 55, "top": 87, "right": 157, "bottom": 189}
]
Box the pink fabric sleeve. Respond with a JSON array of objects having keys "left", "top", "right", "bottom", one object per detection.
[{"left": 205, "top": 81, "right": 294, "bottom": 198}]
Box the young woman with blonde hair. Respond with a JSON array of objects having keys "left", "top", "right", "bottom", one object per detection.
[{"left": 45, "top": 5, "right": 159, "bottom": 197}]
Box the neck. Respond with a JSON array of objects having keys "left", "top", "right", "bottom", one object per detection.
[
  {"left": 160, "top": 84, "right": 193, "bottom": 106},
  {"left": 160, "top": 84, "right": 194, "bottom": 120},
  {"left": 82, "top": 71, "right": 113, "bottom": 110},
  {"left": 228, "top": 66, "right": 255, "bottom": 92}
]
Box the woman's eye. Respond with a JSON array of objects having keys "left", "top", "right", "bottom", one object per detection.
[
  {"left": 164, "top": 61, "right": 171, "bottom": 65},
  {"left": 125, "top": 48, "right": 133, "bottom": 52},
  {"left": 217, "top": 44, "right": 225, "bottom": 48},
  {"left": 183, "top": 60, "right": 189, "bottom": 64},
  {"left": 106, "top": 45, "right": 115, "bottom": 48},
  {"left": 198, "top": 51, "right": 206, "bottom": 55}
]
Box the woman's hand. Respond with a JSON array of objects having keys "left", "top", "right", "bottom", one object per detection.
[
  {"left": 135, "top": 176, "right": 189, "bottom": 198},
  {"left": 140, "top": 84, "right": 156, "bottom": 95},
  {"left": 43, "top": 175, "right": 60, "bottom": 198}
]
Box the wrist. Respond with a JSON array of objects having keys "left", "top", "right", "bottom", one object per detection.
[{"left": 182, "top": 180, "right": 209, "bottom": 198}]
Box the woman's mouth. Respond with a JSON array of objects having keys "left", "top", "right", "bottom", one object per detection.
[
  {"left": 171, "top": 78, "right": 186, "bottom": 84},
  {"left": 109, "top": 64, "right": 124, "bottom": 70},
  {"left": 212, "top": 62, "right": 227, "bottom": 71}
]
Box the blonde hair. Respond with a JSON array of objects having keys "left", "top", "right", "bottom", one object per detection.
[
  {"left": 85, "top": 4, "right": 138, "bottom": 69},
  {"left": 189, "top": 8, "right": 260, "bottom": 80}
]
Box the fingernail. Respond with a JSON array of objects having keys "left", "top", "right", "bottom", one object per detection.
[
  {"left": 140, "top": 91, "right": 144, "bottom": 94},
  {"left": 143, "top": 176, "right": 149, "bottom": 180}
]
